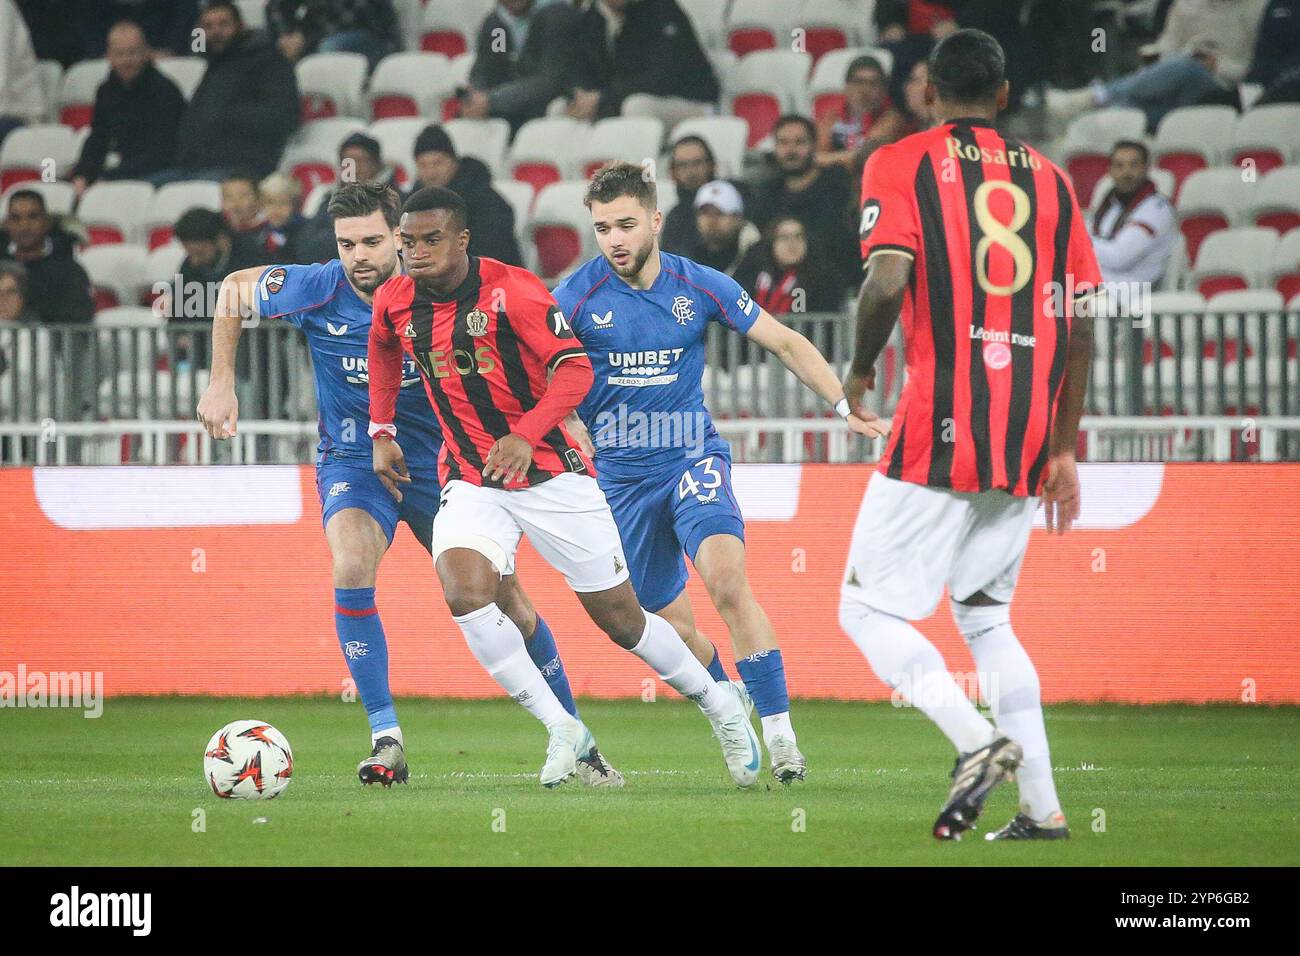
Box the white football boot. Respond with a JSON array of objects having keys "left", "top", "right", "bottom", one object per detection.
[
  {"left": 709, "top": 682, "right": 761, "bottom": 788},
  {"left": 540, "top": 718, "right": 593, "bottom": 789}
]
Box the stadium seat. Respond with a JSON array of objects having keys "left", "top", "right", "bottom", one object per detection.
[
  {"left": 797, "top": 0, "right": 873, "bottom": 63},
  {"left": 280, "top": 118, "right": 367, "bottom": 197},
  {"left": 445, "top": 118, "right": 511, "bottom": 178},
  {"left": 58, "top": 58, "right": 109, "bottom": 129},
  {"left": 1061, "top": 108, "right": 1146, "bottom": 207},
  {"left": 1187, "top": 227, "right": 1279, "bottom": 298},
  {"left": 678, "top": 0, "right": 727, "bottom": 49},
  {"left": 728, "top": 51, "right": 812, "bottom": 148},
  {"left": 142, "top": 242, "right": 186, "bottom": 307},
  {"left": 2, "top": 179, "right": 75, "bottom": 217},
  {"left": 1087, "top": 168, "right": 1176, "bottom": 211},
  {"left": 144, "top": 180, "right": 221, "bottom": 250},
  {"left": 233, "top": 0, "right": 266, "bottom": 29},
  {"left": 493, "top": 178, "right": 534, "bottom": 244},
  {"left": 77, "top": 180, "right": 155, "bottom": 245},
  {"left": 367, "top": 117, "right": 425, "bottom": 187},
  {"left": 37, "top": 60, "right": 63, "bottom": 122},
  {"left": 658, "top": 180, "right": 679, "bottom": 217},
  {"left": 1204, "top": 288, "right": 1288, "bottom": 393},
  {"left": 1175, "top": 167, "right": 1254, "bottom": 264},
  {"left": 80, "top": 244, "right": 150, "bottom": 311},
  {"left": 526, "top": 181, "right": 594, "bottom": 280},
  {"left": 726, "top": 0, "right": 791, "bottom": 56},
  {"left": 1228, "top": 104, "right": 1300, "bottom": 174},
  {"left": 296, "top": 52, "right": 367, "bottom": 121},
  {"left": 1152, "top": 105, "right": 1236, "bottom": 200},
  {"left": 367, "top": 53, "right": 457, "bottom": 121},
  {"left": 301, "top": 182, "right": 333, "bottom": 219},
  {"left": 154, "top": 57, "right": 206, "bottom": 100},
  {"left": 1269, "top": 228, "right": 1300, "bottom": 302},
  {"left": 0, "top": 124, "right": 80, "bottom": 191},
  {"left": 1247, "top": 166, "right": 1300, "bottom": 235},
  {"left": 707, "top": 49, "right": 740, "bottom": 97},
  {"left": 419, "top": 0, "right": 491, "bottom": 57},
  {"left": 1097, "top": 289, "right": 1203, "bottom": 398},
  {"left": 508, "top": 117, "right": 591, "bottom": 196},
  {"left": 808, "top": 46, "right": 894, "bottom": 123},
  {"left": 577, "top": 117, "right": 665, "bottom": 180},
  {"left": 668, "top": 116, "right": 749, "bottom": 179}
]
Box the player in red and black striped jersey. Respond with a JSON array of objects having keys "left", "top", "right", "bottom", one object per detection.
[
  {"left": 367, "top": 187, "right": 761, "bottom": 789},
  {"left": 838, "top": 30, "right": 1101, "bottom": 842}
]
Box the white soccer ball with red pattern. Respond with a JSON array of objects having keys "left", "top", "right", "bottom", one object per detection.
[{"left": 203, "top": 719, "right": 293, "bottom": 800}]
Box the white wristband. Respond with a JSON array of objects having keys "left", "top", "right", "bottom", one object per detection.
[
  {"left": 834, "top": 398, "right": 851, "bottom": 420},
  {"left": 368, "top": 422, "right": 397, "bottom": 440}
]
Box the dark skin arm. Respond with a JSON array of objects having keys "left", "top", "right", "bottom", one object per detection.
[
  {"left": 842, "top": 251, "right": 911, "bottom": 421},
  {"left": 1041, "top": 305, "right": 1095, "bottom": 535}
]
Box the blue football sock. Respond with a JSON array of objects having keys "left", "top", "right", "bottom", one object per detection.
[
  {"left": 735, "top": 649, "right": 790, "bottom": 717},
  {"left": 524, "top": 615, "right": 578, "bottom": 719},
  {"left": 334, "top": 587, "right": 398, "bottom": 735},
  {"left": 706, "top": 642, "right": 730, "bottom": 682}
]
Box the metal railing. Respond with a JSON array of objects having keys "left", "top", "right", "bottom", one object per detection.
[{"left": 2, "top": 308, "right": 1297, "bottom": 464}]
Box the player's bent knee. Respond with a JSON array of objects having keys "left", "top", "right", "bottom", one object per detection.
[
  {"left": 331, "top": 550, "right": 380, "bottom": 589},
  {"left": 949, "top": 598, "right": 1012, "bottom": 640},
  {"left": 431, "top": 533, "right": 509, "bottom": 577}
]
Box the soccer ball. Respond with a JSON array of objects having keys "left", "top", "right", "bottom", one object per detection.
[{"left": 203, "top": 719, "right": 293, "bottom": 800}]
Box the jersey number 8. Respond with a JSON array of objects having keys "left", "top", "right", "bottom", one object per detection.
[{"left": 972, "top": 180, "right": 1034, "bottom": 297}]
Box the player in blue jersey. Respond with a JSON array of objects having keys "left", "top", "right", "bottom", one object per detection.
[
  {"left": 555, "top": 162, "right": 883, "bottom": 783},
  {"left": 196, "top": 182, "right": 622, "bottom": 788}
]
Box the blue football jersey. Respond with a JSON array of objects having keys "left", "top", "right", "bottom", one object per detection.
[
  {"left": 555, "top": 252, "right": 759, "bottom": 481},
  {"left": 253, "top": 261, "right": 442, "bottom": 467}
]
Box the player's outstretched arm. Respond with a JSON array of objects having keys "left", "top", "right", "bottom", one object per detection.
[
  {"left": 1042, "top": 308, "right": 1095, "bottom": 535},
  {"left": 746, "top": 306, "right": 888, "bottom": 438},
  {"left": 196, "top": 266, "right": 266, "bottom": 440},
  {"left": 365, "top": 285, "right": 411, "bottom": 501}
]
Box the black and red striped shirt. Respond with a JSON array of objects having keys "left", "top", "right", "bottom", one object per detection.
[
  {"left": 859, "top": 117, "right": 1101, "bottom": 497},
  {"left": 368, "top": 256, "right": 593, "bottom": 489}
]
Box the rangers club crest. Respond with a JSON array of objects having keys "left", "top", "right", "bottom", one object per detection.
[
  {"left": 671, "top": 296, "right": 695, "bottom": 325},
  {"left": 466, "top": 309, "right": 490, "bottom": 337}
]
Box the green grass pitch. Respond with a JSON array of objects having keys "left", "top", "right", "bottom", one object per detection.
[{"left": 2, "top": 698, "right": 1297, "bottom": 866}]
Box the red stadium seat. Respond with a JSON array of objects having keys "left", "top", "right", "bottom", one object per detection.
[
  {"left": 299, "top": 94, "right": 338, "bottom": 122},
  {"left": 147, "top": 226, "right": 174, "bottom": 249},
  {"left": 1232, "top": 148, "right": 1285, "bottom": 175},
  {"left": 733, "top": 93, "right": 782, "bottom": 148},
  {"left": 728, "top": 27, "right": 777, "bottom": 56},
  {"left": 533, "top": 226, "right": 581, "bottom": 278},
  {"left": 87, "top": 225, "right": 126, "bottom": 245},
  {"left": 1155, "top": 152, "right": 1207, "bottom": 200},
  {"left": 1277, "top": 272, "right": 1300, "bottom": 302},
  {"left": 513, "top": 161, "right": 561, "bottom": 196},
  {"left": 1065, "top": 154, "right": 1110, "bottom": 209},
  {"left": 812, "top": 92, "right": 845, "bottom": 124},
  {"left": 1179, "top": 213, "right": 1230, "bottom": 265},
  {"left": 0, "top": 168, "right": 40, "bottom": 191},
  {"left": 421, "top": 32, "right": 467, "bottom": 57},
  {"left": 1196, "top": 274, "right": 1248, "bottom": 298},
  {"left": 802, "top": 27, "right": 847, "bottom": 63},
  {"left": 370, "top": 93, "right": 418, "bottom": 120},
  {"left": 289, "top": 162, "right": 336, "bottom": 197},
  {"left": 59, "top": 104, "right": 93, "bottom": 129},
  {"left": 1258, "top": 211, "right": 1300, "bottom": 234}
]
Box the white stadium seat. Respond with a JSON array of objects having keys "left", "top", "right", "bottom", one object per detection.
[
  {"left": 577, "top": 117, "right": 666, "bottom": 180},
  {"left": 37, "top": 60, "right": 63, "bottom": 122},
  {"left": 678, "top": 0, "right": 728, "bottom": 49},
  {"left": 526, "top": 181, "right": 596, "bottom": 281},
  {"left": 1187, "top": 227, "right": 1280, "bottom": 296},
  {"left": 368, "top": 52, "right": 458, "bottom": 120},
  {"left": 707, "top": 49, "right": 740, "bottom": 96},
  {"left": 1176, "top": 167, "right": 1255, "bottom": 265},
  {"left": 728, "top": 50, "right": 812, "bottom": 148},
  {"left": 58, "top": 58, "right": 109, "bottom": 128},
  {"left": 798, "top": 0, "right": 876, "bottom": 60},
  {"left": 77, "top": 179, "right": 156, "bottom": 245},
  {"left": 419, "top": 0, "right": 492, "bottom": 57},
  {"left": 280, "top": 117, "right": 367, "bottom": 195},
  {"left": 367, "top": 117, "right": 427, "bottom": 186},
  {"left": 508, "top": 117, "right": 592, "bottom": 195},
  {"left": 144, "top": 242, "right": 187, "bottom": 299},
  {"left": 493, "top": 178, "right": 534, "bottom": 244},
  {"left": 727, "top": 0, "right": 795, "bottom": 56},
  {"left": 0, "top": 124, "right": 80, "bottom": 190},
  {"left": 1268, "top": 227, "right": 1300, "bottom": 301},
  {"left": 154, "top": 56, "right": 207, "bottom": 100},
  {"left": 2, "top": 179, "right": 75, "bottom": 217},
  {"left": 1152, "top": 105, "right": 1236, "bottom": 198},
  {"left": 80, "top": 244, "right": 150, "bottom": 311},
  {"left": 1061, "top": 107, "right": 1146, "bottom": 207},
  {"left": 669, "top": 116, "right": 749, "bottom": 179},
  {"left": 145, "top": 180, "right": 222, "bottom": 249},
  {"left": 296, "top": 52, "right": 368, "bottom": 121},
  {"left": 808, "top": 46, "right": 894, "bottom": 123},
  {"left": 1228, "top": 104, "right": 1300, "bottom": 172},
  {"left": 445, "top": 118, "right": 511, "bottom": 178},
  {"left": 1247, "top": 166, "right": 1300, "bottom": 233}
]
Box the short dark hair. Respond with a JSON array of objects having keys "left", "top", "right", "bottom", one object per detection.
[
  {"left": 773, "top": 114, "right": 816, "bottom": 141},
  {"left": 929, "top": 28, "right": 1005, "bottom": 104},
  {"left": 221, "top": 169, "right": 258, "bottom": 192},
  {"left": 584, "top": 160, "right": 657, "bottom": 211},
  {"left": 175, "top": 207, "right": 228, "bottom": 242},
  {"left": 846, "top": 55, "right": 885, "bottom": 81},
  {"left": 198, "top": 0, "right": 242, "bottom": 22},
  {"left": 671, "top": 135, "right": 715, "bottom": 166},
  {"left": 1111, "top": 139, "right": 1150, "bottom": 164},
  {"left": 327, "top": 181, "right": 402, "bottom": 228},
  {"left": 0, "top": 260, "right": 29, "bottom": 299},
  {"left": 5, "top": 189, "right": 46, "bottom": 214},
  {"left": 402, "top": 186, "right": 468, "bottom": 231},
  {"left": 339, "top": 132, "right": 382, "bottom": 164}
]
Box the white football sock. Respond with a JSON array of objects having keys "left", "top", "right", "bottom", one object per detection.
[
  {"left": 631, "top": 611, "right": 730, "bottom": 719},
  {"left": 453, "top": 603, "right": 572, "bottom": 730},
  {"left": 840, "top": 595, "right": 996, "bottom": 754},
  {"left": 760, "top": 712, "right": 795, "bottom": 747},
  {"left": 372, "top": 726, "right": 403, "bottom": 747},
  {"left": 952, "top": 600, "right": 1061, "bottom": 820}
]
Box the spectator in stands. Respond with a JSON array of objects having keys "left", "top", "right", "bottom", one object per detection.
[
  {"left": 816, "top": 55, "right": 909, "bottom": 175},
  {"left": 1249, "top": 0, "right": 1300, "bottom": 105},
  {"left": 660, "top": 135, "right": 717, "bottom": 254},
  {"left": 168, "top": 207, "right": 262, "bottom": 320},
  {"left": 462, "top": 0, "right": 585, "bottom": 130},
  {"left": 1088, "top": 141, "right": 1178, "bottom": 287},
  {"left": 0, "top": 0, "right": 44, "bottom": 146},
  {"left": 267, "top": 0, "right": 401, "bottom": 71},
  {"left": 565, "top": 0, "right": 719, "bottom": 125},
  {"left": 221, "top": 170, "right": 265, "bottom": 237},
  {"left": 76, "top": 0, "right": 199, "bottom": 57},
  {"left": 0, "top": 260, "right": 53, "bottom": 423},
  {"left": 681, "top": 180, "right": 759, "bottom": 277},
  {"left": 255, "top": 172, "right": 308, "bottom": 262},
  {"left": 874, "top": 0, "right": 958, "bottom": 112},
  {"left": 0, "top": 191, "right": 93, "bottom": 325},
  {"left": 412, "top": 124, "right": 522, "bottom": 266},
  {"left": 901, "top": 59, "right": 935, "bottom": 130},
  {"left": 171, "top": 0, "right": 300, "bottom": 180},
  {"left": 15, "top": 0, "right": 86, "bottom": 67},
  {"left": 293, "top": 132, "right": 402, "bottom": 262},
  {"left": 0, "top": 261, "right": 35, "bottom": 324},
  {"left": 1047, "top": 0, "right": 1270, "bottom": 130},
  {"left": 749, "top": 115, "right": 857, "bottom": 298},
  {"left": 735, "top": 216, "right": 847, "bottom": 318},
  {"left": 72, "top": 22, "right": 186, "bottom": 195}
]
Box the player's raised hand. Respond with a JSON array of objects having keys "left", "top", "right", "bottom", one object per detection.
[
  {"left": 483, "top": 434, "right": 534, "bottom": 485},
  {"left": 841, "top": 368, "right": 876, "bottom": 419},
  {"left": 196, "top": 381, "right": 238, "bottom": 440},
  {"left": 1041, "top": 452, "right": 1081, "bottom": 535},
  {"left": 373, "top": 437, "right": 411, "bottom": 503}
]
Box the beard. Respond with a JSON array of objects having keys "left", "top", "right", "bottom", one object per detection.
[
  {"left": 608, "top": 238, "right": 654, "bottom": 278},
  {"left": 349, "top": 261, "right": 392, "bottom": 293}
]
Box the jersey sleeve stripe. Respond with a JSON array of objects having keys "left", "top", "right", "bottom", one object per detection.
[{"left": 547, "top": 345, "right": 588, "bottom": 371}]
